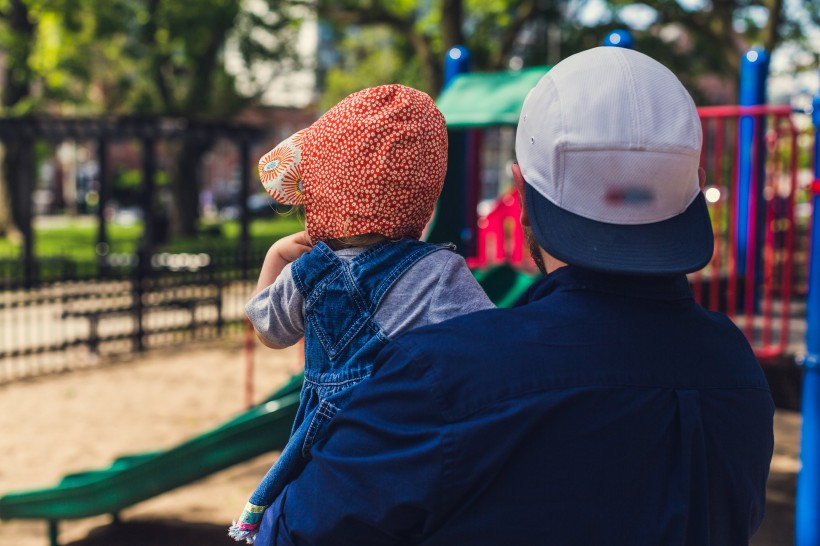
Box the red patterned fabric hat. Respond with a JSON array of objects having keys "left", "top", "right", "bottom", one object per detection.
[{"left": 258, "top": 84, "right": 448, "bottom": 242}]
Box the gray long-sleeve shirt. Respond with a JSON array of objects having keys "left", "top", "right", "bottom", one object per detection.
[{"left": 246, "top": 247, "right": 494, "bottom": 348}]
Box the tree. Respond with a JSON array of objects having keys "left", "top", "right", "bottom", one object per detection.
[
  {"left": 317, "top": 0, "right": 818, "bottom": 108},
  {"left": 317, "top": 0, "right": 558, "bottom": 103},
  {"left": 558, "top": 0, "right": 819, "bottom": 103},
  {"left": 0, "top": 0, "right": 95, "bottom": 237},
  {"left": 95, "top": 0, "right": 304, "bottom": 236},
  {"left": 0, "top": 0, "right": 305, "bottom": 238}
]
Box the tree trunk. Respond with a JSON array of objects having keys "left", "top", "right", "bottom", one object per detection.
[
  {"left": 1, "top": 137, "right": 35, "bottom": 239},
  {"left": 763, "top": 0, "right": 785, "bottom": 54},
  {"left": 2, "top": 136, "right": 35, "bottom": 282},
  {"left": 0, "top": 144, "right": 18, "bottom": 240},
  {"left": 165, "top": 15, "right": 230, "bottom": 238},
  {"left": 0, "top": 0, "right": 35, "bottom": 238},
  {"left": 170, "top": 137, "right": 211, "bottom": 238},
  {"left": 440, "top": 0, "right": 464, "bottom": 52}
]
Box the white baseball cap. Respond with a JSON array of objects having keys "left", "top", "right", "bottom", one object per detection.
[{"left": 516, "top": 47, "right": 713, "bottom": 274}]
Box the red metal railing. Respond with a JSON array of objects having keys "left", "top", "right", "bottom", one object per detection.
[
  {"left": 468, "top": 105, "right": 805, "bottom": 359},
  {"left": 694, "top": 104, "right": 800, "bottom": 359}
]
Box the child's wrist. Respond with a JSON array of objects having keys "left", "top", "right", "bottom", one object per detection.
[{"left": 267, "top": 242, "right": 288, "bottom": 263}]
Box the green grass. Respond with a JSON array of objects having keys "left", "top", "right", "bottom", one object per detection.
[
  {"left": 0, "top": 215, "right": 304, "bottom": 263},
  {"left": 161, "top": 217, "right": 303, "bottom": 254}
]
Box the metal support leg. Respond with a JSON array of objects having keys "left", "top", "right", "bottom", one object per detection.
[
  {"left": 48, "top": 519, "right": 59, "bottom": 546},
  {"left": 216, "top": 282, "right": 224, "bottom": 335}
]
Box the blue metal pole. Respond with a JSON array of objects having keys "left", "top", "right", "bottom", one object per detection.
[
  {"left": 796, "top": 70, "right": 820, "bottom": 546},
  {"left": 736, "top": 48, "right": 769, "bottom": 276},
  {"left": 444, "top": 45, "right": 470, "bottom": 89},
  {"left": 427, "top": 46, "right": 473, "bottom": 250},
  {"left": 443, "top": 45, "right": 475, "bottom": 253},
  {"left": 602, "top": 29, "right": 634, "bottom": 49}
]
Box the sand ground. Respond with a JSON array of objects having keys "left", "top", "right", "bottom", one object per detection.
[
  {"left": 0, "top": 337, "right": 302, "bottom": 546},
  {"left": 0, "top": 339, "right": 801, "bottom": 546}
]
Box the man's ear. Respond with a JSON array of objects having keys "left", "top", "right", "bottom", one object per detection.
[
  {"left": 698, "top": 166, "right": 706, "bottom": 190},
  {"left": 511, "top": 162, "right": 530, "bottom": 227}
]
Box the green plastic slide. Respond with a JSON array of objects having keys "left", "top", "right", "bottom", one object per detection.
[{"left": 473, "top": 264, "right": 539, "bottom": 308}]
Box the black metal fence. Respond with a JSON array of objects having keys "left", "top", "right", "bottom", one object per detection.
[{"left": 0, "top": 248, "right": 266, "bottom": 383}]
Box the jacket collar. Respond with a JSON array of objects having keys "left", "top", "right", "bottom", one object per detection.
[{"left": 524, "top": 265, "right": 693, "bottom": 303}]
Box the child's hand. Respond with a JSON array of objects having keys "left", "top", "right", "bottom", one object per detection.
[
  {"left": 271, "top": 231, "right": 313, "bottom": 264},
  {"left": 254, "top": 231, "right": 313, "bottom": 294}
]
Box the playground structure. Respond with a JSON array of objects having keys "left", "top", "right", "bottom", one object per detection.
[
  {"left": 461, "top": 103, "right": 808, "bottom": 360},
  {"left": 1, "top": 39, "right": 820, "bottom": 545}
]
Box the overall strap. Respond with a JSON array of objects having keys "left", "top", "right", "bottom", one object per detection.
[
  {"left": 290, "top": 241, "right": 346, "bottom": 300},
  {"left": 347, "top": 239, "right": 454, "bottom": 313}
]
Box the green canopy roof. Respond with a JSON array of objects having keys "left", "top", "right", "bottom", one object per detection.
[{"left": 436, "top": 66, "right": 551, "bottom": 129}]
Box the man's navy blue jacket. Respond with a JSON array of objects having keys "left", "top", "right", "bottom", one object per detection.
[{"left": 255, "top": 265, "right": 774, "bottom": 545}]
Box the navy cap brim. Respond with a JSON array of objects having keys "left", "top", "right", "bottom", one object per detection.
[{"left": 525, "top": 184, "right": 714, "bottom": 275}]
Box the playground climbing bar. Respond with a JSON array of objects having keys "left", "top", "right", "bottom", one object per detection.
[
  {"left": 736, "top": 49, "right": 770, "bottom": 277},
  {"left": 796, "top": 71, "right": 820, "bottom": 546}
]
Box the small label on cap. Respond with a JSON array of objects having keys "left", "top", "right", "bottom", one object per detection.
[{"left": 604, "top": 187, "right": 655, "bottom": 204}]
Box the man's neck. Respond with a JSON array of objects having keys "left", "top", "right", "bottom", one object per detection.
[{"left": 542, "top": 250, "right": 567, "bottom": 274}]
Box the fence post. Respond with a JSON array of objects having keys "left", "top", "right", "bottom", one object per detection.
[
  {"left": 239, "top": 138, "right": 251, "bottom": 280},
  {"left": 134, "top": 135, "right": 156, "bottom": 352},
  {"left": 96, "top": 138, "right": 109, "bottom": 277},
  {"left": 796, "top": 69, "right": 820, "bottom": 546},
  {"left": 12, "top": 137, "right": 37, "bottom": 287},
  {"left": 736, "top": 48, "right": 769, "bottom": 278},
  {"left": 244, "top": 317, "right": 254, "bottom": 409}
]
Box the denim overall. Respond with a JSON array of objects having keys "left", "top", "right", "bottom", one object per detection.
[{"left": 238, "top": 238, "right": 450, "bottom": 536}]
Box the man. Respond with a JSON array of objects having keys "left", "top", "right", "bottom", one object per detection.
[{"left": 254, "top": 47, "right": 774, "bottom": 545}]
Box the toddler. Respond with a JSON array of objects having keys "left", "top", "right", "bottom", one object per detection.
[{"left": 228, "top": 84, "right": 493, "bottom": 543}]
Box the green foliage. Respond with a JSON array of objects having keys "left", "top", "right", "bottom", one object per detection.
[
  {"left": 115, "top": 169, "right": 142, "bottom": 193},
  {"left": 321, "top": 27, "right": 430, "bottom": 110},
  {"left": 1, "top": 0, "right": 305, "bottom": 116},
  {"left": 558, "top": 0, "right": 819, "bottom": 104},
  {"left": 317, "top": 0, "right": 561, "bottom": 108},
  {"left": 318, "top": 0, "right": 817, "bottom": 108}
]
